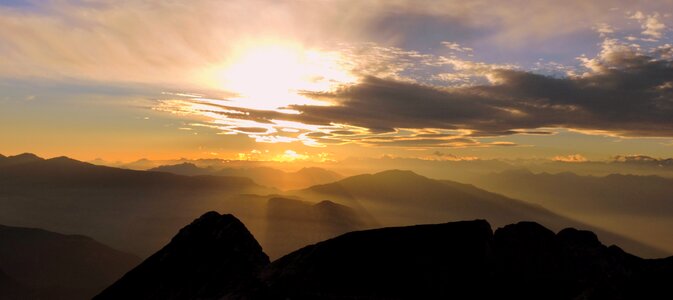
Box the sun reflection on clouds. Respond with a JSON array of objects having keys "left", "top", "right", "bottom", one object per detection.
[
  {"left": 234, "top": 149, "right": 333, "bottom": 163},
  {"left": 154, "top": 41, "right": 530, "bottom": 149},
  {"left": 200, "top": 41, "right": 357, "bottom": 112}
]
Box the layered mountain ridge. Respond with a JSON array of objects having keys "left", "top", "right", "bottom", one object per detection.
[{"left": 97, "top": 212, "right": 673, "bottom": 300}]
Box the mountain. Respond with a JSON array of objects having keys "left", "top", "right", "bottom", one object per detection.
[
  {"left": 0, "top": 153, "right": 369, "bottom": 260},
  {"left": 295, "top": 169, "right": 668, "bottom": 257},
  {"left": 0, "top": 268, "right": 30, "bottom": 300},
  {"left": 0, "top": 224, "right": 140, "bottom": 299},
  {"left": 263, "top": 197, "right": 377, "bottom": 258},
  {"left": 471, "top": 169, "right": 673, "bottom": 255},
  {"left": 98, "top": 213, "right": 673, "bottom": 299},
  {"left": 264, "top": 219, "right": 495, "bottom": 299},
  {"left": 149, "top": 163, "right": 343, "bottom": 190},
  {"left": 0, "top": 153, "right": 274, "bottom": 257},
  {"left": 147, "top": 162, "right": 213, "bottom": 176},
  {"left": 94, "top": 212, "right": 270, "bottom": 300},
  {"left": 0, "top": 152, "right": 43, "bottom": 167}
]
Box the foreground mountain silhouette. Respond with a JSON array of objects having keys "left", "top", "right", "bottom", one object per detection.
[
  {"left": 97, "top": 212, "right": 673, "bottom": 300},
  {"left": 0, "top": 268, "right": 30, "bottom": 300},
  {"left": 0, "top": 224, "right": 140, "bottom": 300},
  {"left": 94, "top": 212, "right": 269, "bottom": 300}
]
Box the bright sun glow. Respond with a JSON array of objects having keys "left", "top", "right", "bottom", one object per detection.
[{"left": 204, "top": 42, "right": 356, "bottom": 112}]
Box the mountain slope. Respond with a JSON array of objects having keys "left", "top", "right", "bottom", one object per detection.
[
  {"left": 97, "top": 214, "right": 673, "bottom": 299},
  {"left": 0, "top": 153, "right": 273, "bottom": 257},
  {"left": 474, "top": 170, "right": 673, "bottom": 216},
  {"left": 265, "top": 220, "right": 673, "bottom": 299},
  {"left": 297, "top": 170, "right": 667, "bottom": 257},
  {"left": 0, "top": 268, "right": 30, "bottom": 300},
  {"left": 147, "top": 162, "right": 213, "bottom": 176},
  {"left": 471, "top": 170, "right": 673, "bottom": 255},
  {"left": 0, "top": 224, "right": 140, "bottom": 300},
  {"left": 0, "top": 153, "right": 43, "bottom": 167},
  {"left": 94, "top": 212, "right": 270, "bottom": 300},
  {"left": 263, "top": 197, "right": 377, "bottom": 258},
  {"left": 149, "top": 163, "right": 342, "bottom": 190}
]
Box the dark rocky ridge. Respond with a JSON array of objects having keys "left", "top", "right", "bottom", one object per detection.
[
  {"left": 0, "top": 268, "right": 30, "bottom": 300},
  {"left": 94, "top": 212, "right": 270, "bottom": 300},
  {"left": 98, "top": 212, "right": 673, "bottom": 300}
]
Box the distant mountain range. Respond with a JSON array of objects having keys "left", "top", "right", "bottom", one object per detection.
[
  {"left": 148, "top": 163, "right": 343, "bottom": 190},
  {"left": 0, "top": 153, "right": 363, "bottom": 259},
  {"left": 262, "top": 197, "right": 377, "bottom": 258},
  {"left": 0, "top": 223, "right": 140, "bottom": 300},
  {"left": 471, "top": 169, "right": 673, "bottom": 255},
  {"left": 0, "top": 153, "right": 669, "bottom": 260},
  {"left": 293, "top": 169, "right": 667, "bottom": 257},
  {"left": 0, "top": 153, "right": 273, "bottom": 257},
  {"left": 96, "top": 212, "right": 673, "bottom": 300}
]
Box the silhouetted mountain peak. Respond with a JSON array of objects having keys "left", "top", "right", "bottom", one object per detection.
[
  {"left": 295, "top": 167, "right": 342, "bottom": 178},
  {"left": 1, "top": 153, "right": 44, "bottom": 166},
  {"left": 495, "top": 221, "right": 557, "bottom": 244},
  {"left": 148, "top": 162, "right": 206, "bottom": 175},
  {"left": 314, "top": 199, "right": 339, "bottom": 208},
  {"left": 170, "top": 211, "right": 263, "bottom": 246},
  {"left": 333, "top": 169, "right": 435, "bottom": 189},
  {"left": 558, "top": 227, "right": 603, "bottom": 249},
  {"left": 95, "top": 212, "right": 270, "bottom": 300},
  {"left": 45, "top": 156, "right": 90, "bottom": 166},
  {"left": 374, "top": 169, "right": 423, "bottom": 178},
  {"left": 11, "top": 153, "right": 42, "bottom": 160}
]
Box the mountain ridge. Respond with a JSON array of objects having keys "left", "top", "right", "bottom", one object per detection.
[
  {"left": 97, "top": 212, "right": 673, "bottom": 300},
  {"left": 0, "top": 223, "right": 141, "bottom": 300}
]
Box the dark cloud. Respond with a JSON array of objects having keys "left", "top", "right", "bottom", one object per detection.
[
  {"left": 612, "top": 155, "right": 673, "bottom": 166},
  {"left": 290, "top": 51, "right": 673, "bottom": 137},
  {"left": 359, "top": 137, "right": 478, "bottom": 147}
]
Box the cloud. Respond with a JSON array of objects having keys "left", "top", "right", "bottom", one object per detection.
[
  {"left": 8, "top": 0, "right": 671, "bottom": 148},
  {"left": 156, "top": 37, "right": 673, "bottom": 148},
  {"left": 431, "top": 151, "right": 479, "bottom": 161},
  {"left": 1, "top": 0, "right": 670, "bottom": 87},
  {"left": 594, "top": 23, "right": 614, "bottom": 36},
  {"left": 297, "top": 47, "right": 673, "bottom": 137},
  {"left": 552, "top": 154, "right": 588, "bottom": 163},
  {"left": 441, "top": 41, "right": 473, "bottom": 53},
  {"left": 613, "top": 154, "right": 673, "bottom": 166},
  {"left": 630, "top": 11, "right": 666, "bottom": 40}
]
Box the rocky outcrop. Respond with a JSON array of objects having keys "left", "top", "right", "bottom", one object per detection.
[
  {"left": 94, "top": 212, "right": 270, "bottom": 300},
  {"left": 263, "top": 219, "right": 495, "bottom": 299},
  {"left": 97, "top": 214, "right": 673, "bottom": 299}
]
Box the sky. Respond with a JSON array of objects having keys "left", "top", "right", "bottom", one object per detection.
[{"left": 1, "top": 0, "right": 673, "bottom": 163}]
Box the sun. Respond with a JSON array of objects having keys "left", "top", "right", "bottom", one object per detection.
[{"left": 204, "top": 42, "right": 356, "bottom": 112}]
